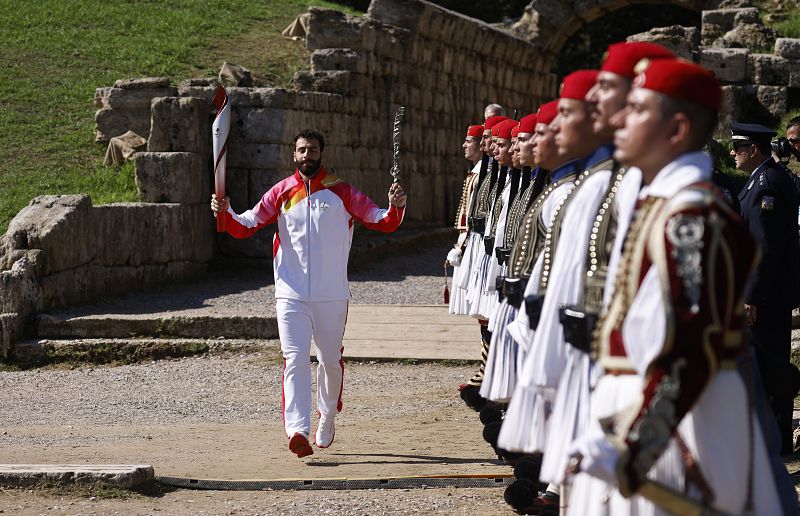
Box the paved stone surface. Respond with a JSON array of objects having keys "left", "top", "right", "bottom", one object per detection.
[{"left": 0, "top": 464, "right": 153, "bottom": 489}]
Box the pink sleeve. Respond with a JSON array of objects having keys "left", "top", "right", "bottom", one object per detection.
[
  {"left": 222, "top": 185, "right": 281, "bottom": 239},
  {"left": 334, "top": 183, "right": 404, "bottom": 233}
]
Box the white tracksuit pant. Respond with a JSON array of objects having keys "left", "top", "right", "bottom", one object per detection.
[{"left": 277, "top": 298, "right": 348, "bottom": 438}]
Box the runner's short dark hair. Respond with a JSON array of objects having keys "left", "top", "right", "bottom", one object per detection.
[
  {"left": 293, "top": 129, "right": 325, "bottom": 151},
  {"left": 788, "top": 116, "right": 800, "bottom": 132}
]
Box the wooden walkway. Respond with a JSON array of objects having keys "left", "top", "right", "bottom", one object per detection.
[{"left": 338, "top": 304, "right": 480, "bottom": 361}]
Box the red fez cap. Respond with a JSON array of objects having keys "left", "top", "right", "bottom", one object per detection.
[
  {"left": 634, "top": 58, "right": 721, "bottom": 112},
  {"left": 493, "top": 119, "right": 518, "bottom": 140},
  {"left": 467, "top": 125, "right": 484, "bottom": 137},
  {"left": 601, "top": 42, "right": 674, "bottom": 79},
  {"left": 485, "top": 115, "right": 508, "bottom": 130},
  {"left": 511, "top": 124, "right": 520, "bottom": 138},
  {"left": 518, "top": 113, "right": 538, "bottom": 134},
  {"left": 559, "top": 70, "right": 599, "bottom": 100},
  {"left": 537, "top": 101, "right": 559, "bottom": 125}
]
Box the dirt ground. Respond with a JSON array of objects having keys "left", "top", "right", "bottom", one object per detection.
[{"left": 0, "top": 356, "right": 516, "bottom": 515}]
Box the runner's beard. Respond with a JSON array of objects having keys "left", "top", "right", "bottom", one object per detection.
[{"left": 299, "top": 159, "right": 322, "bottom": 178}]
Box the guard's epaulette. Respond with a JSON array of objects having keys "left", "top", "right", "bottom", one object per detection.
[{"left": 758, "top": 171, "right": 766, "bottom": 188}]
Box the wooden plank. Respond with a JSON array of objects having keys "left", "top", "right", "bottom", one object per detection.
[
  {"left": 343, "top": 323, "right": 476, "bottom": 337},
  {"left": 335, "top": 340, "right": 480, "bottom": 361}
]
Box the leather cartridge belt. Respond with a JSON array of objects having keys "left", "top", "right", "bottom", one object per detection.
[
  {"left": 503, "top": 277, "right": 527, "bottom": 309},
  {"left": 558, "top": 304, "right": 599, "bottom": 354},
  {"left": 495, "top": 275, "right": 506, "bottom": 302},
  {"left": 483, "top": 236, "right": 495, "bottom": 255},
  {"left": 469, "top": 216, "right": 486, "bottom": 235},
  {"left": 525, "top": 293, "right": 544, "bottom": 329},
  {"left": 495, "top": 246, "right": 511, "bottom": 266}
]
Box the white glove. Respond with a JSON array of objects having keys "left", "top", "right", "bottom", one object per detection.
[
  {"left": 447, "top": 247, "right": 463, "bottom": 266},
  {"left": 568, "top": 427, "right": 621, "bottom": 485}
]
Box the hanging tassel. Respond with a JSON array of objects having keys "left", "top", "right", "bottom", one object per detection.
[{"left": 443, "top": 261, "right": 450, "bottom": 304}]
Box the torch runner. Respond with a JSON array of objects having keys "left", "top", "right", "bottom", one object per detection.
[{"left": 212, "top": 84, "right": 231, "bottom": 232}]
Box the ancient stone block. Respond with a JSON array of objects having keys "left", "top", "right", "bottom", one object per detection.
[
  {"left": 134, "top": 152, "right": 208, "bottom": 204},
  {"left": 92, "top": 203, "right": 213, "bottom": 267},
  {"left": 790, "top": 61, "right": 800, "bottom": 87},
  {"left": 219, "top": 62, "right": 253, "bottom": 87},
  {"left": 3, "top": 195, "right": 94, "bottom": 275},
  {"left": 305, "top": 8, "right": 365, "bottom": 50},
  {"left": 702, "top": 8, "right": 758, "bottom": 29},
  {"left": 227, "top": 143, "right": 283, "bottom": 169},
  {"left": 95, "top": 107, "right": 151, "bottom": 143},
  {"left": 229, "top": 87, "right": 289, "bottom": 109},
  {"left": 113, "top": 77, "right": 172, "bottom": 90},
  {"left": 177, "top": 79, "right": 217, "bottom": 102},
  {"left": 0, "top": 312, "right": 21, "bottom": 357},
  {"left": 0, "top": 254, "right": 40, "bottom": 341},
  {"left": 747, "top": 53, "right": 790, "bottom": 85},
  {"left": 95, "top": 86, "right": 178, "bottom": 110},
  {"left": 627, "top": 25, "right": 698, "bottom": 60},
  {"left": 366, "top": 0, "right": 422, "bottom": 29},
  {"left": 700, "top": 47, "right": 748, "bottom": 83},
  {"left": 232, "top": 107, "right": 286, "bottom": 144},
  {"left": 311, "top": 48, "right": 363, "bottom": 73},
  {"left": 39, "top": 261, "right": 207, "bottom": 311},
  {"left": 527, "top": 0, "right": 577, "bottom": 34},
  {"left": 147, "top": 97, "right": 210, "bottom": 155},
  {"left": 214, "top": 166, "right": 247, "bottom": 210},
  {"left": 775, "top": 38, "right": 800, "bottom": 59},
  {"left": 374, "top": 30, "right": 408, "bottom": 62},
  {"left": 723, "top": 23, "right": 775, "bottom": 51},
  {"left": 754, "top": 85, "right": 788, "bottom": 121},
  {"left": 716, "top": 85, "right": 743, "bottom": 139},
  {"left": 293, "top": 70, "right": 354, "bottom": 95}
]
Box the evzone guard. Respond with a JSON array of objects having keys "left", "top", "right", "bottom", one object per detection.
[
  {"left": 446, "top": 45, "right": 797, "bottom": 515},
  {"left": 566, "top": 57, "right": 795, "bottom": 515}
]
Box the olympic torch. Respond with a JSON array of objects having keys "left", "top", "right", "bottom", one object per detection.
[{"left": 212, "top": 84, "right": 230, "bottom": 232}]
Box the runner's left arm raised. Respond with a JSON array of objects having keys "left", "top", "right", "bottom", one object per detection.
[{"left": 332, "top": 182, "right": 406, "bottom": 232}]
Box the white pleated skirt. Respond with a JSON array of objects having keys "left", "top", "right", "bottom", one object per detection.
[
  {"left": 479, "top": 302, "right": 519, "bottom": 402},
  {"left": 539, "top": 350, "right": 597, "bottom": 484},
  {"left": 497, "top": 384, "right": 549, "bottom": 453},
  {"left": 566, "top": 373, "right": 684, "bottom": 516}
]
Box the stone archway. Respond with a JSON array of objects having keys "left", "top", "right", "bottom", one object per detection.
[{"left": 512, "top": 0, "right": 722, "bottom": 72}]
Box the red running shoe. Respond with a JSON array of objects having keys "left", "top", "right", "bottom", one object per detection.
[{"left": 289, "top": 432, "right": 314, "bottom": 458}]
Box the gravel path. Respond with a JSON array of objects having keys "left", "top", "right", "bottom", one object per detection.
[
  {"left": 0, "top": 237, "right": 515, "bottom": 514},
  {"left": 0, "top": 355, "right": 512, "bottom": 515},
  {"left": 0, "top": 354, "right": 468, "bottom": 431}
]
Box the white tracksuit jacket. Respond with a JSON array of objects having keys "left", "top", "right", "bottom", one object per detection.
[{"left": 220, "top": 167, "right": 405, "bottom": 299}]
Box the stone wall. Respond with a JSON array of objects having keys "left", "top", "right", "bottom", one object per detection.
[
  {"left": 96, "top": 0, "right": 556, "bottom": 259},
  {"left": 626, "top": 7, "right": 800, "bottom": 137},
  {"left": 0, "top": 196, "right": 212, "bottom": 357},
  {"left": 511, "top": 0, "right": 720, "bottom": 70}
]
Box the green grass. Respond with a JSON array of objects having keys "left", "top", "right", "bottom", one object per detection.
[
  {"left": 0, "top": 0, "right": 359, "bottom": 235},
  {"left": 772, "top": 5, "right": 800, "bottom": 38}
]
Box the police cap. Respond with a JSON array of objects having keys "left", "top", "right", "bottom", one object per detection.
[{"left": 730, "top": 120, "right": 777, "bottom": 145}]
